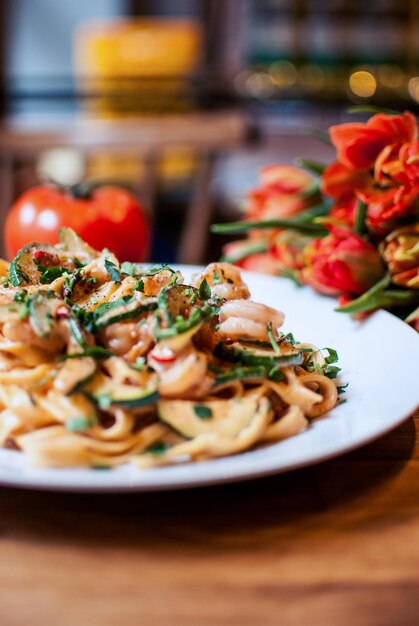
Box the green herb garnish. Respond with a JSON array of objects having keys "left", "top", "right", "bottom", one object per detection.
[
  {"left": 39, "top": 266, "right": 67, "bottom": 284},
  {"left": 60, "top": 346, "right": 112, "bottom": 360},
  {"left": 143, "top": 441, "right": 170, "bottom": 456},
  {"left": 267, "top": 322, "right": 280, "bottom": 354},
  {"left": 105, "top": 259, "right": 121, "bottom": 282},
  {"left": 213, "top": 271, "right": 222, "bottom": 284},
  {"left": 135, "top": 279, "right": 145, "bottom": 292},
  {"left": 66, "top": 415, "right": 97, "bottom": 432},
  {"left": 120, "top": 261, "right": 138, "bottom": 276},
  {"left": 95, "top": 393, "right": 112, "bottom": 410},
  {"left": 130, "top": 356, "right": 146, "bottom": 371},
  {"left": 193, "top": 405, "right": 213, "bottom": 419},
  {"left": 67, "top": 316, "right": 86, "bottom": 347},
  {"left": 198, "top": 279, "right": 211, "bottom": 300},
  {"left": 9, "top": 261, "right": 29, "bottom": 287},
  {"left": 324, "top": 348, "right": 339, "bottom": 364},
  {"left": 323, "top": 365, "right": 341, "bottom": 379},
  {"left": 13, "top": 290, "right": 28, "bottom": 303}
]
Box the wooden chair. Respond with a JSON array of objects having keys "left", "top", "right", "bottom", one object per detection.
[{"left": 0, "top": 109, "right": 250, "bottom": 261}]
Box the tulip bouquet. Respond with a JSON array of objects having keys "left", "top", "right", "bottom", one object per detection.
[{"left": 211, "top": 109, "right": 419, "bottom": 330}]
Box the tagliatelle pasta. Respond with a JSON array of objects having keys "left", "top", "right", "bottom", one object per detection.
[{"left": 0, "top": 228, "right": 342, "bottom": 469}]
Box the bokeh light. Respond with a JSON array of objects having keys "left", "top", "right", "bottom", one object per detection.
[{"left": 349, "top": 70, "right": 377, "bottom": 98}]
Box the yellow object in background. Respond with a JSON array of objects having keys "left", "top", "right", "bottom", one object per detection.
[
  {"left": 72, "top": 18, "right": 202, "bottom": 185},
  {"left": 87, "top": 147, "right": 198, "bottom": 190},
  {"left": 74, "top": 18, "right": 202, "bottom": 115}
]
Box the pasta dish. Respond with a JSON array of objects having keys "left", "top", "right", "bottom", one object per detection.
[{"left": 0, "top": 229, "right": 343, "bottom": 469}]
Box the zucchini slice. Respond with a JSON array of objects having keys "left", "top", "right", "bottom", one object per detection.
[
  {"left": 28, "top": 291, "right": 59, "bottom": 337},
  {"left": 9, "top": 243, "right": 60, "bottom": 286},
  {"left": 86, "top": 373, "right": 159, "bottom": 409},
  {"left": 213, "top": 365, "right": 269, "bottom": 386},
  {"left": 214, "top": 342, "right": 303, "bottom": 368},
  {"left": 94, "top": 298, "right": 157, "bottom": 329},
  {"left": 155, "top": 284, "right": 215, "bottom": 346},
  {"left": 53, "top": 357, "right": 97, "bottom": 395},
  {"left": 58, "top": 227, "right": 97, "bottom": 259},
  {"left": 157, "top": 396, "right": 261, "bottom": 439}
]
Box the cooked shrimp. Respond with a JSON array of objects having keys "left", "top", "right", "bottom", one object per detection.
[
  {"left": 141, "top": 270, "right": 183, "bottom": 297},
  {"left": 218, "top": 299, "right": 285, "bottom": 341},
  {"left": 191, "top": 263, "right": 250, "bottom": 301},
  {"left": 99, "top": 322, "right": 141, "bottom": 356},
  {"left": 149, "top": 347, "right": 211, "bottom": 398},
  {"left": 125, "top": 318, "right": 155, "bottom": 361},
  {"left": 2, "top": 320, "right": 67, "bottom": 354}
]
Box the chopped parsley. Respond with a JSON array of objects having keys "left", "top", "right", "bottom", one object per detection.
[
  {"left": 95, "top": 393, "right": 112, "bottom": 410},
  {"left": 9, "top": 261, "right": 29, "bottom": 287},
  {"left": 66, "top": 415, "right": 97, "bottom": 432},
  {"left": 143, "top": 441, "right": 170, "bottom": 456},
  {"left": 198, "top": 279, "right": 211, "bottom": 300},
  {"left": 135, "top": 279, "right": 145, "bottom": 292},
  {"left": 324, "top": 348, "right": 339, "bottom": 364},
  {"left": 60, "top": 346, "right": 112, "bottom": 360},
  {"left": 105, "top": 259, "right": 121, "bottom": 282},
  {"left": 39, "top": 266, "right": 67, "bottom": 284},
  {"left": 138, "top": 263, "right": 176, "bottom": 277},
  {"left": 13, "top": 290, "right": 28, "bottom": 303},
  {"left": 212, "top": 270, "right": 222, "bottom": 284},
  {"left": 267, "top": 322, "right": 280, "bottom": 354},
  {"left": 120, "top": 261, "right": 138, "bottom": 276},
  {"left": 278, "top": 332, "right": 297, "bottom": 346},
  {"left": 67, "top": 316, "right": 86, "bottom": 347},
  {"left": 337, "top": 383, "right": 349, "bottom": 395},
  {"left": 65, "top": 299, "right": 95, "bottom": 332},
  {"left": 193, "top": 405, "right": 213, "bottom": 419},
  {"left": 130, "top": 356, "right": 146, "bottom": 371},
  {"left": 323, "top": 364, "right": 341, "bottom": 379}
]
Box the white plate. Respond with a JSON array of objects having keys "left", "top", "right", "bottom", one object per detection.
[{"left": 0, "top": 266, "right": 417, "bottom": 492}]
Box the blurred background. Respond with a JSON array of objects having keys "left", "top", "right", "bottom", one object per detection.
[{"left": 0, "top": 0, "right": 418, "bottom": 261}]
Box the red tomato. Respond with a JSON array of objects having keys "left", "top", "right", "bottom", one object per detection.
[{"left": 4, "top": 184, "right": 150, "bottom": 262}]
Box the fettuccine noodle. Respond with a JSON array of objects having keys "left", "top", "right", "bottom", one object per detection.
[{"left": 0, "top": 228, "right": 342, "bottom": 469}]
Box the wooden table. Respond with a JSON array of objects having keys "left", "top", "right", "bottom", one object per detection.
[{"left": 0, "top": 411, "right": 418, "bottom": 626}]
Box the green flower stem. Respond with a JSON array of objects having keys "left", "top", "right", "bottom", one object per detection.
[
  {"left": 336, "top": 273, "right": 419, "bottom": 314},
  {"left": 294, "top": 157, "right": 327, "bottom": 175},
  {"left": 211, "top": 218, "right": 328, "bottom": 236},
  {"left": 354, "top": 200, "right": 368, "bottom": 236}
]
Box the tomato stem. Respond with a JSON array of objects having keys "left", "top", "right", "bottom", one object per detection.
[{"left": 41, "top": 177, "right": 134, "bottom": 200}]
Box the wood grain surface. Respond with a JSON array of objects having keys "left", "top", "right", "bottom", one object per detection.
[{"left": 0, "top": 411, "right": 418, "bottom": 626}]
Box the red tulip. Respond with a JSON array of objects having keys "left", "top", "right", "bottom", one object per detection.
[
  {"left": 270, "top": 229, "right": 314, "bottom": 273},
  {"left": 374, "top": 140, "right": 419, "bottom": 186},
  {"left": 245, "top": 164, "right": 316, "bottom": 220},
  {"left": 329, "top": 111, "right": 417, "bottom": 170},
  {"left": 259, "top": 164, "right": 315, "bottom": 193},
  {"left": 322, "top": 160, "right": 372, "bottom": 201},
  {"left": 301, "top": 226, "right": 385, "bottom": 296},
  {"left": 358, "top": 183, "right": 419, "bottom": 235},
  {"left": 328, "top": 198, "right": 358, "bottom": 227},
  {"left": 239, "top": 252, "right": 280, "bottom": 275}
]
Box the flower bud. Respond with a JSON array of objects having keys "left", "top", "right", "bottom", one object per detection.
[
  {"left": 301, "top": 226, "right": 385, "bottom": 296},
  {"left": 380, "top": 225, "right": 419, "bottom": 289}
]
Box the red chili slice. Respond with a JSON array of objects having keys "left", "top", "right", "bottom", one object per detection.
[{"left": 33, "top": 250, "right": 60, "bottom": 267}]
